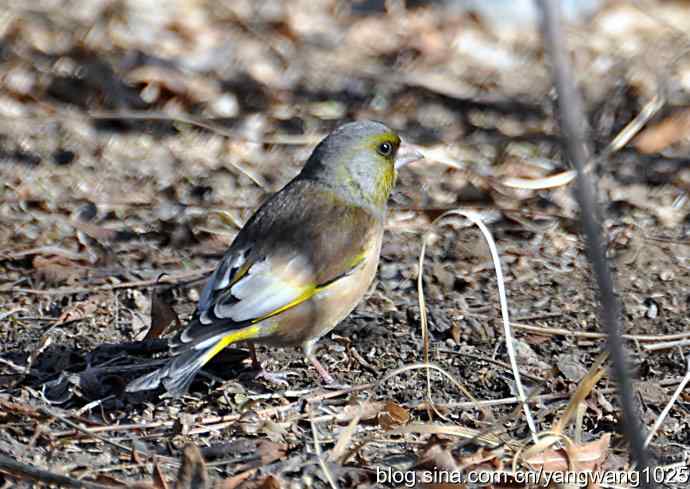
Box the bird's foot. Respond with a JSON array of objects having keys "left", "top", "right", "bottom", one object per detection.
[
  {"left": 254, "top": 369, "right": 293, "bottom": 387},
  {"left": 245, "top": 344, "right": 296, "bottom": 387},
  {"left": 308, "top": 354, "right": 336, "bottom": 385}
]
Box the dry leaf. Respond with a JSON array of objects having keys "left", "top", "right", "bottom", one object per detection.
[
  {"left": 32, "top": 255, "right": 84, "bottom": 283},
  {"left": 176, "top": 444, "right": 208, "bottom": 489},
  {"left": 256, "top": 440, "right": 287, "bottom": 465},
  {"left": 214, "top": 469, "right": 257, "bottom": 489},
  {"left": 55, "top": 298, "right": 99, "bottom": 326},
  {"left": 336, "top": 401, "right": 385, "bottom": 423},
  {"left": 378, "top": 401, "right": 410, "bottom": 431},
  {"left": 416, "top": 442, "right": 467, "bottom": 489},
  {"left": 523, "top": 433, "right": 611, "bottom": 473},
  {"left": 146, "top": 285, "right": 181, "bottom": 340},
  {"left": 152, "top": 458, "right": 169, "bottom": 489},
  {"left": 634, "top": 108, "right": 690, "bottom": 153},
  {"left": 257, "top": 475, "right": 282, "bottom": 489}
]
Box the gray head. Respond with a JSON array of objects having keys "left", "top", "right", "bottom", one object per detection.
[{"left": 299, "top": 121, "right": 421, "bottom": 209}]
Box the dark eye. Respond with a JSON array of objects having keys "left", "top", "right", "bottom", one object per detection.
[{"left": 378, "top": 141, "right": 393, "bottom": 156}]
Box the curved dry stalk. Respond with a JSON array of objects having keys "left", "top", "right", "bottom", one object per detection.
[
  {"left": 375, "top": 362, "right": 480, "bottom": 409},
  {"left": 502, "top": 170, "right": 576, "bottom": 190},
  {"left": 417, "top": 228, "right": 439, "bottom": 418},
  {"left": 417, "top": 209, "right": 538, "bottom": 441}
]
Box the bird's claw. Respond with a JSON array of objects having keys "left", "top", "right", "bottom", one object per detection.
[{"left": 255, "top": 369, "right": 294, "bottom": 387}]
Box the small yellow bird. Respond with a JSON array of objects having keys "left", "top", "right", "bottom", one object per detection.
[{"left": 127, "top": 121, "right": 422, "bottom": 396}]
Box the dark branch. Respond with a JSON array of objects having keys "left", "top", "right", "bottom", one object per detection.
[
  {"left": 535, "top": 0, "right": 651, "bottom": 484},
  {"left": 0, "top": 455, "right": 115, "bottom": 489}
]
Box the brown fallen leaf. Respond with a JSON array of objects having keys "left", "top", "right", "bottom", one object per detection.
[
  {"left": 257, "top": 475, "right": 282, "bottom": 489},
  {"left": 152, "top": 458, "right": 169, "bottom": 489},
  {"left": 336, "top": 401, "right": 385, "bottom": 423},
  {"left": 415, "top": 441, "right": 467, "bottom": 489},
  {"left": 522, "top": 433, "right": 611, "bottom": 473},
  {"left": 634, "top": 107, "right": 690, "bottom": 153},
  {"left": 256, "top": 440, "right": 287, "bottom": 466},
  {"left": 214, "top": 468, "right": 257, "bottom": 489},
  {"left": 93, "top": 474, "right": 136, "bottom": 487},
  {"left": 176, "top": 444, "right": 208, "bottom": 489},
  {"left": 32, "top": 255, "right": 87, "bottom": 284},
  {"left": 55, "top": 297, "right": 99, "bottom": 326},
  {"left": 378, "top": 401, "right": 410, "bottom": 431},
  {"left": 145, "top": 282, "right": 181, "bottom": 340}
]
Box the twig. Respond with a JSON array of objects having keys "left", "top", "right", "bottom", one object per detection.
[
  {"left": 642, "top": 338, "right": 690, "bottom": 352},
  {"left": 511, "top": 322, "right": 690, "bottom": 343},
  {"left": 36, "top": 406, "right": 136, "bottom": 456},
  {"left": 440, "top": 349, "right": 545, "bottom": 383},
  {"left": 0, "top": 245, "right": 90, "bottom": 262},
  {"left": 309, "top": 408, "right": 339, "bottom": 489},
  {"left": 0, "top": 357, "right": 28, "bottom": 374},
  {"left": 0, "top": 307, "right": 25, "bottom": 321},
  {"left": 536, "top": 0, "right": 651, "bottom": 481},
  {"left": 0, "top": 455, "right": 114, "bottom": 489},
  {"left": 88, "top": 110, "right": 324, "bottom": 146},
  {"left": 0, "top": 267, "right": 214, "bottom": 296},
  {"left": 644, "top": 355, "right": 690, "bottom": 448}
]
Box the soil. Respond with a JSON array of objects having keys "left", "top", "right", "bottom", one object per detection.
[{"left": 1, "top": 1, "right": 689, "bottom": 488}]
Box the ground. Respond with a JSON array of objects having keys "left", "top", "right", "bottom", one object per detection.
[{"left": 1, "top": 1, "right": 689, "bottom": 488}]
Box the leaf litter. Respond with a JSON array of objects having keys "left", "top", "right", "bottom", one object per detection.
[{"left": 1, "top": 0, "right": 690, "bottom": 487}]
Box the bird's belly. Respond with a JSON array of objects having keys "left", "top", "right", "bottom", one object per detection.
[{"left": 257, "top": 246, "right": 381, "bottom": 347}]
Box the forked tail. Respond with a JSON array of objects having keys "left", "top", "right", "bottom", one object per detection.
[{"left": 126, "top": 325, "right": 261, "bottom": 397}]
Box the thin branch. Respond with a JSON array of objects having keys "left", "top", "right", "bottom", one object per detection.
[
  {"left": 644, "top": 355, "right": 690, "bottom": 448},
  {"left": 536, "top": 0, "right": 651, "bottom": 483},
  {"left": 309, "top": 408, "right": 339, "bottom": 489},
  {"left": 511, "top": 322, "right": 690, "bottom": 343},
  {"left": 0, "top": 267, "right": 214, "bottom": 296},
  {"left": 0, "top": 455, "right": 114, "bottom": 489}
]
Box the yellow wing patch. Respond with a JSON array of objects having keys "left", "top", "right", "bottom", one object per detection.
[{"left": 202, "top": 254, "right": 367, "bottom": 364}]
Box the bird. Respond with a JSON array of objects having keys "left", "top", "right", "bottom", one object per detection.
[{"left": 126, "top": 120, "right": 423, "bottom": 397}]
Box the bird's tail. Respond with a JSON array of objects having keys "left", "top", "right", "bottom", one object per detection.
[
  {"left": 126, "top": 325, "right": 261, "bottom": 397},
  {"left": 126, "top": 346, "right": 212, "bottom": 397}
]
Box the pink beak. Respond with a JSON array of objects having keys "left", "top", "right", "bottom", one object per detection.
[{"left": 395, "top": 141, "right": 424, "bottom": 169}]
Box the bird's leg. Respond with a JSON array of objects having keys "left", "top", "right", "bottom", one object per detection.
[
  {"left": 308, "top": 354, "right": 335, "bottom": 384},
  {"left": 303, "top": 339, "right": 334, "bottom": 384},
  {"left": 248, "top": 343, "right": 260, "bottom": 370},
  {"left": 246, "top": 343, "right": 291, "bottom": 387}
]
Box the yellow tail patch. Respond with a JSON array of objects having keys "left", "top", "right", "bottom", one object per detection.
[{"left": 202, "top": 324, "right": 263, "bottom": 363}]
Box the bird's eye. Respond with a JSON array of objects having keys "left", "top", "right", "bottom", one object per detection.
[{"left": 377, "top": 141, "right": 393, "bottom": 156}]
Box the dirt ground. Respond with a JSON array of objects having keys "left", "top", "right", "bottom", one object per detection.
[{"left": 1, "top": 1, "right": 689, "bottom": 488}]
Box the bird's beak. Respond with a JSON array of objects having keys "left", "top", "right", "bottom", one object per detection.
[{"left": 395, "top": 142, "right": 424, "bottom": 169}]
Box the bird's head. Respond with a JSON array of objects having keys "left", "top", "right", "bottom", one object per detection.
[{"left": 300, "top": 120, "right": 423, "bottom": 210}]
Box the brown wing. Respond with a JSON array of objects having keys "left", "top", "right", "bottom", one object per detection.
[{"left": 178, "top": 179, "right": 382, "bottom": 345}]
